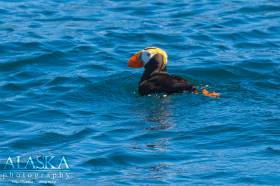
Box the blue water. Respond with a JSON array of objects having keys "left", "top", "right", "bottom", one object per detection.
[{"left": 0, "top": 0, "right": 280, "bottom": 185}]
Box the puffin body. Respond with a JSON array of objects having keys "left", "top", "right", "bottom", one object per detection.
[
  {"left": 138, "top": 53, "right": 196, "bottom": 95},
  {"left": 128, "top": 47, "right": 197, "bottom": 96},
  {"left": 139, "top": 73, "right": 195, "bottom": 96}
]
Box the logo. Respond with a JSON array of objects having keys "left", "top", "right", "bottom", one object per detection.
[
  {"left": 3, "top": 156, "right": 69, "bottom": 170},
  {"left": 0, "top": 155, "right": 72, "bottom": 184}
]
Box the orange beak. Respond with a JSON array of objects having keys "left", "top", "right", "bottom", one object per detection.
[{"left": 128, "top": 52, "right": 144, "bottom": 68}]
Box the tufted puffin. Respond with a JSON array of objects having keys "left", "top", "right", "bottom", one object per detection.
[{"left": 128, "top": 47, "right": 220, "bottom": 97}]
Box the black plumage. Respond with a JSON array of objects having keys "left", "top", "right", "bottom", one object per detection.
[{"left": 138, "top": 54, "right": 197, "bottom": 95}]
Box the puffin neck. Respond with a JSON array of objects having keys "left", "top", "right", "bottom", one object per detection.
[{"left": 140, "top": 54, "right": 166, "bottom": 83}]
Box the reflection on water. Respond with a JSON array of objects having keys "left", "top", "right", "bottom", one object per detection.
[
  {"left": 144, "top": 96, "right": 174, "bottom": 131},
  {"left": 129, "top": 95, "right": 175, "bottom": 180}
]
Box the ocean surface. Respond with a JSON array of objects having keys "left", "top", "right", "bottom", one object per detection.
[{"left": 0, "top": 0, "right": 279, "bottom": 185}]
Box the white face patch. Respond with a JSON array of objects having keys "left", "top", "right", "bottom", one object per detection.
[{"left": 141, "top": 50, "right": 154, "bottom": 63}]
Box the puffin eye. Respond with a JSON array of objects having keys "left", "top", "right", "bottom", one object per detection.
[{"left": 141, "top": 50, "right": 154, "bottom": 63}]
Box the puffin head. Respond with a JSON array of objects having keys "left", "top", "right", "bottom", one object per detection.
[{"left": 128, "top": 47, "right": 168, "bottom": 73}]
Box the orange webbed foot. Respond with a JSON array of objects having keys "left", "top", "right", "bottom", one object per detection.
[{"left": 202, "top": 88, "right": 220, "bottom": 98}]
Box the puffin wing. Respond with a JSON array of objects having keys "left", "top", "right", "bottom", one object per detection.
[{"left": 139, "top": 73, "right": 195, "bottom": 95}]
